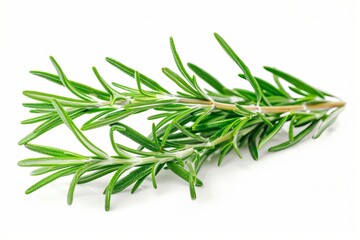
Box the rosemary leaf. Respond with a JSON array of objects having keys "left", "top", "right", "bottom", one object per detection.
[
  {"left": 258, "top": 115, "right": 289, "bottom": 149},
  {"left": 166, "top": 162, "right": 203, "bottom": 187},
  {"left": 52, "top": 99, "right": 109, "bottom": 158},
  {"left": 112, "top": 123, "right": 159, "bottom": 152},
  {"left": 25, "top": 166, "right": 79, "bottom": 194},
  {"left": 112, "top": 165, "right": 152, "bottom": 194},
  {"left": 30, "top": 71, "right": 110, "bottom": 101},
  {"left": 313, "top": 107, "right": 344, "bottom": 139},
  {"left": 188, "top": 63, "right": 227, "bottom": 94},
  {"left": 269, "top": 121, "right": 319, "bottom": 152},
  {"left": 105, "top": 164, "right": 133, "bottom": 211},
  {"left": 25, "top": 143, "right": 86, "bottom": 158},
  {"left": 50, "top": 56, "right": 93, "bottom": 101},
  {"left": 106, "top": 57, "right": 169, "bottom": 93},
  {"left": 264, "top": 67, "right": 325, "bottom": 98},
  {"left": 214, "top": 33, "right": 263, "bottom": 105}
]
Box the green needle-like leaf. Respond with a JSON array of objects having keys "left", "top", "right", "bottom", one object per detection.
[
  {"left": 25, "top": 166, "right": 79, "bottom": 194},
  {"left": 269, "top": 121, "right": 319, "bottom": 152},
  {"left": 18, "top": 157, "right": 88, "bottom": 167},
  {"left": 25, "top": 143, "right": 86, "bottom": 158},
  {"left": 82, "top": 110, "right": 136, "bottom": 131},
  {"left": 82, "top": 109, "right": 116, "bottom": 129},
  {"left": 111, "top": 165, "right": 152, "bottom": 194},
  {"left": 264, "top": 67, "right": 325, "bottom": 98},
  {"left": 194, "top": 118, "right": 238, "bottom": 131},
  {"left": 188, "top": 63, "right": 227, "bottom": 94},
  {"left": 175, "top": 122, "right": 208, "bottom": 143},
  {"left": 289, "top": 86, "right": 308, "bottom": 96},
  {"left": 78, "top": 166, "right": 120, "bottom": 184},
  {"left": 222, "top": 119, "right": 240, "bottom": 136},
  {"left": 166, "top": 161, "right": 203, "bottom": 187},
  {"left": 256, "top": 112, "right": 274, "bottom": 128},
  {"left": 67, "top": 162, "right": 103, "bottom": 205},
  {"left": 294, "top": 114, "right": 322, "bottom": 127},
  {"left": 170, "top": 37, "right": 193, "bottom": 82},
  {"left": 233, "top": 88, "right": 257, "bottom": 102},
  {"left": 272, "top": 74, "right": 291, "bottom": 98},
  {"left": 313, "top": 107, "right": 344, "bottom": 139},
  {"left": 106, "top": 57, "right": 169, "bottom": 93},
  {"left": 30, "top": 166, "right": 67, "bottom": 176},
  {"left": 131, "top": 176, "right": 148, "bottom": 194},
  {"left": 152, "top": 123, "right": 161, "bottom": 150},
  {"left": 258, "top": 115, "right": 289, "bottom": 149},
  {"left": 21, "top": 112, "right": 55, "bottom": 124},
  {"left": 148, "top": 112, "right": 172, "bottom": 120},
  {"left": 30, "top": 71, "right": 110, "bottom": 101},
  {"left": 105, "top": 164, "right": 133, "bottom": 211},
  {"left": 23, "top": 91, "right": 98, "bottom": 108},
  {"left": 189, "top": 174, "right": 197, "bottom": 200},
  {"left": 232, "top": 117, "right": 250, "bottom": 136},
  {"left": 289, "top": 115, "right": 295, "bottom": 142},
  {"left": 111, "top": 123, "right": 159, "bottom": 152},
  {"left": 111, "top": 82, "right": 138, "bottom": 93},
  {"left": 115, "top": 143, "right": 160, "bottom": 157},
  {"left": 151, "top": 162, "right": 160, "bottom": 189},
  {"left": 19, "top": 109, "right": 86, "bottom": 145},
  {"left": 160, "top": 124, "right": 173, "bottom": 148},
  {"left": 235, "top": 103, "right": 254, "bottom": 116},
  {"left": 214, "top": 33, "right": 263, "bottom": 105},
  {"left": 92, "top": 67, "right": 125, "bottom": 104},
  {"left": 162, "top": 67, "right": 200, "bottom": 98},
  {"left": 218, "top": 142, "right": 233, "bottom": 166},
  {"left": 233, "top": 135, "right": 243, "bottom": 160},
  {"left": 23, "top": 102, "right": 55, "bottom": 109},
  {"left": 238, "top": 74, "right": 286, "bottom": 97},
  {"left": 129, "top": 164, "right": 164, "bottom": 194},
  {"left": 192, "top": 106, "right": 213, "bottom": 130},
  {"left": 135, "top": 70, "right": 153, "bottom": 97},
  {"left": 52, "top": 99, "right": 109, "bottom": 158},
  {"left": 248, "top": 126, "right": 264, "bottom": 160},
  {"left": 160, "top": 107, "right": 200, "bottom": 145},
  {"left": 50, "top": 56, "right": 93, "bottom": 101}
]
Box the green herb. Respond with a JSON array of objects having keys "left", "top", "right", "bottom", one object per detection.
[{"left": 18, "top": 33, "right": 345, "bottom": 211}]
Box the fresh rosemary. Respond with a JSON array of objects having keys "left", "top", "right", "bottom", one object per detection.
[{"left": 18, "top": 33, "right": 345, "bottom": 211}]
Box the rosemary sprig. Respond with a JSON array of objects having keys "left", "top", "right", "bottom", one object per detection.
[{"left": 18, "top": 33, "right": 345, "bottom": 211}]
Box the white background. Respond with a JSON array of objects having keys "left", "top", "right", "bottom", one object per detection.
[{"left": 1, "top": 0, "right": 359, "bottom": 239}]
